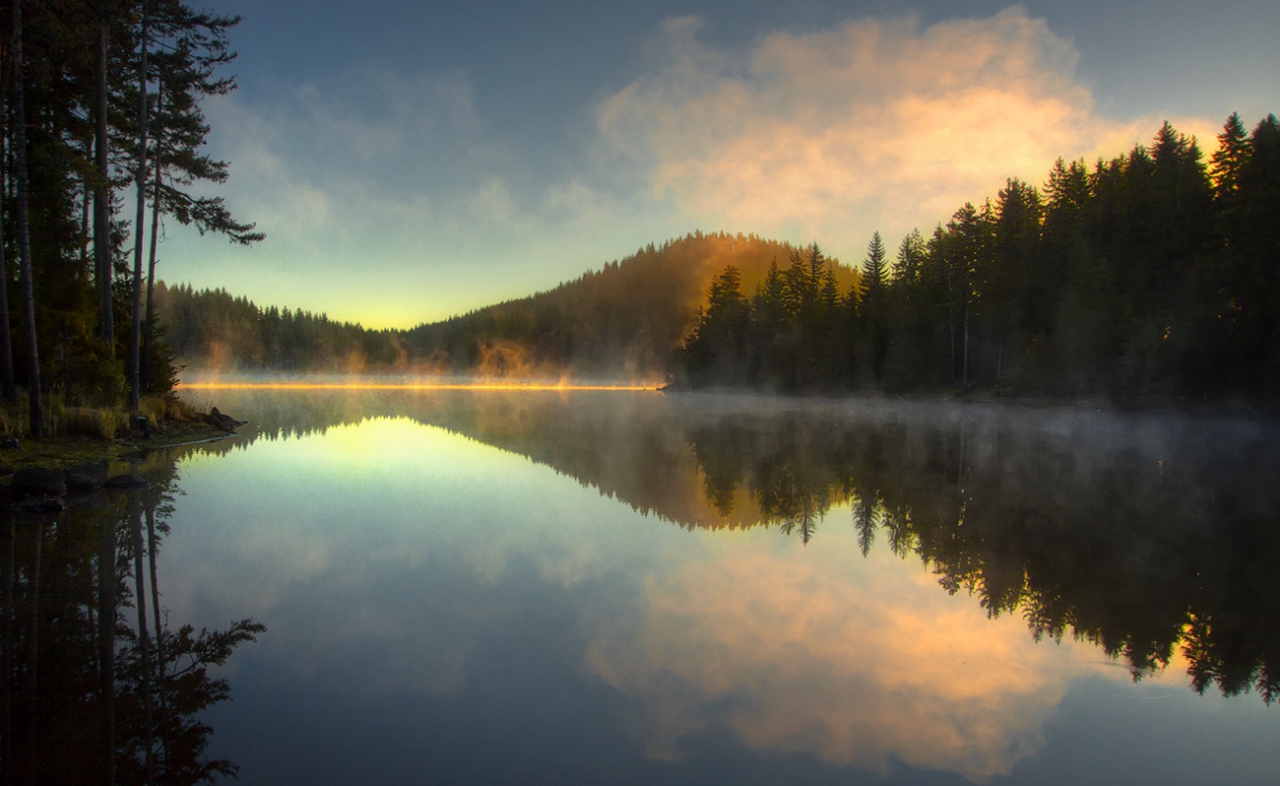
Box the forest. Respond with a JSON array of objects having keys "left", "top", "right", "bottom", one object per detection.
[
  {"left": 0, "top": 0, "right": 260, "bottom": 435},
  {"left": 151, "top": 282, "right": 406, "bottom": 373},
  {"left": 676, "top": 116, "right": 1280, "bottom": 406}
]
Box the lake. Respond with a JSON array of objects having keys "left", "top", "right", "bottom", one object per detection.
[{"left": 7, "top": 389, "right": 1279, "bottom": 784}]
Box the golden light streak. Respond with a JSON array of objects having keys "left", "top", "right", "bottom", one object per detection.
[{"left": 177, "top": 381, "right": 658, "bottom": 392}]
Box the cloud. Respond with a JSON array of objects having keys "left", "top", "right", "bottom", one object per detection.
[{"left": 596, "top": 8, "right": 1219, "bottom": 258}]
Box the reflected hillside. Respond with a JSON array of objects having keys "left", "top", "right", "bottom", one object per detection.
[{"left": 185, "top": 389, "right": 1280, "bottom": 704}]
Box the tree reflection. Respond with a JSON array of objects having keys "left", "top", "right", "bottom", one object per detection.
[
  {"left": 1, "top": 465, "right": 262, "bottom": 785},
  {"left": 681, "top": 408, "right": 1280, "bottom": 706}
]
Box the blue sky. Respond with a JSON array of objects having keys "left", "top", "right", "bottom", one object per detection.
[{"left": 157, "top": 1, "right": 1280, "bottom": 328}]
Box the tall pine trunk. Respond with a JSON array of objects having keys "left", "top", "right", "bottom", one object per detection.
[
  {"left": 0, "top": 136, "right": 15, "bottom": 401},
  {"left": 129, "top": 4, "right": 148, "bottom": 410},
  {"left": 95, "top": 8, "right": 113, "bottom": 348},
  {"left": 142, "top": 79, "right": 163, "bottom": 393},
  {"left": 0, "top": 60, "right": 16, "bottom": 401},
  {"left": 13, "top": 0, "right": 42, "bottom": 436}
]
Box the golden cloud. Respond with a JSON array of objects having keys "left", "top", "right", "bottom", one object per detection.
[{"left": 598, "top": 8, "right": 1218, "bottom": 254}]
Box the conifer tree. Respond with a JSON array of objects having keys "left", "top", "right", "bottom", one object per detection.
[
  {"left": 861, "top": 231, "right": 887, "bottom": 307},
  {"left": 1211, "top": 112, "right": 1251, "bottom": 202}
]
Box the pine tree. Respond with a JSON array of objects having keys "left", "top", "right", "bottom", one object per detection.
[
  {"left": 892, "top": 229, "right": 926, "bottom": 284},
  {"left": 1211, "top": 112, "right": 1251, "bottom": 202},
  {"left": 862, "top": 231, "right": 887, "bottom": 307}
]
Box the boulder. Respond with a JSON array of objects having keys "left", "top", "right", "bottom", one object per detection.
[
  {"left": 207, "top": 407, "right": 243, "bottom": 430},
  {"left": 65, "top": 460, "right": 110, "bottom": 490},
  {"left": 131, "top": 414, "right": 153, "bottom": 439},
  {"left": 11, "top": 467, "right": 68, "bottom": 497}
]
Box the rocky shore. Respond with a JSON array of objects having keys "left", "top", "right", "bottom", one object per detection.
[{"left": 0, "top": 406, "right": 246, "bottom": 514}]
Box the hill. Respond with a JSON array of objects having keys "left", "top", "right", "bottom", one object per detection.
[{"left": 404, "top": 231, "right": 857, "bottom": 380}]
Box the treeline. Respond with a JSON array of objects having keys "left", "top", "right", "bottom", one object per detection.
[
  {"left": 0, "top": 0, "right": 258, "bottom": 433},
  {"left": 159, "top": 232, "right": 859, "bottom": 378},
  {"left": 153, "top": 282, "right": 405, "bottom": 372},
  {"left": 676, "top": 115, "right": 1280, "bottom": 405}
]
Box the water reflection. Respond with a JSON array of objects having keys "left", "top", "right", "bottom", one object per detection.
[
  {"left": 0, "top": 455, "right": 262, "bottom": 785},
  {"left": 12, "top": 389, "right": 1276, "bottom": 784}
]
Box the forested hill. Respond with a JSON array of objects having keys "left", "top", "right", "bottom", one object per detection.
[
  {"left": 403, "top": 232, "right": 856, "bottom": 379},
  {"left": 155, "top": 233, "right": 856, "bottom": 376}
]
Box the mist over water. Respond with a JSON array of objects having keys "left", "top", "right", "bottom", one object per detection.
[{"left": 142, "top": 387, "right": 1279, "bottom": 784}]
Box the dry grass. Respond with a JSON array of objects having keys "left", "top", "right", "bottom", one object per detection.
[
  {"left": 52, "top": 406, "right": 129, "bottom": 439},
  {"left": 0, "top": 391, "right": 209, "bottom": 445},
  {"left": 152, "top": 394, "right": 204, "bottom": 423}
]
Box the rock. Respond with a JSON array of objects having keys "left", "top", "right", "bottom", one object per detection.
[
  {"left": 65, "top": 460, "right": 110, "bottom": 490},
  {"left": 2, "top": 437, "right": 19, "bottom": 450},
  {"left": 104, "top": 475, "right": 150, "bottom": 490},
  {"left": 207, "top": 407, "right": 244, "bottom": 430},
  {"left": 10, "top": 467, "right": 68, "bottom": 497}
]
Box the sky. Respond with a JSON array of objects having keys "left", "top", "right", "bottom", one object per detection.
[{"left": 156, "top": 0, "right": 1280, "bottom": 329}]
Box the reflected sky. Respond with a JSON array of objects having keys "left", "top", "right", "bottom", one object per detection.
[{"left": 156, "top": 407, "right": 1279, "bottom": 785}]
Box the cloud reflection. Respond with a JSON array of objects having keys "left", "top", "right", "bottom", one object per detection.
[{"left": 588, "top": 519, "right": 1108, "bottom": 782}]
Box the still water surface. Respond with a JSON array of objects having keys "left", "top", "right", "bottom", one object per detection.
[{"left": 29, "top": 390, "right": 1280, "bottom": 784}]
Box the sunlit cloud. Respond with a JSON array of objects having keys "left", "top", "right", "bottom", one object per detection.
[
  {"left": 587, "top": 519, "right": 1122, "bottom": 782},
  {"left": 597, "top": 8, "right": 1219, "bottom": 259}
]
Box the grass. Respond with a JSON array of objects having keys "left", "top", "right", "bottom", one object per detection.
[{"left": 0, "top": 392, "right": 231, "bottom": 474}]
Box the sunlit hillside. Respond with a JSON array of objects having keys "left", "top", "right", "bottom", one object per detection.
[{"left": 404, "top": 231, "right": 858, "bottom": 380}]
